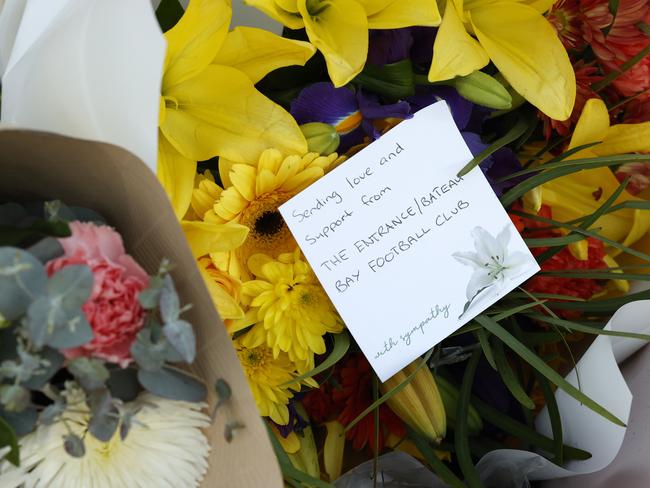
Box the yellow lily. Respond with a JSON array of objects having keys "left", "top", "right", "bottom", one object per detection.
[
  {"left": 245, "top": 0, "right": 441, "bottom": 87},
  {"left": 536, "top": 98, "right": 650, "bottom": 255},
  {"left": 429, "top": 0, "right": 575, "bottom": 120},
  {"left": 158, "top": 0, "right": 316, "bottom": 218}
]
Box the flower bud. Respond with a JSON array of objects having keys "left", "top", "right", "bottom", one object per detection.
[
  {"left": 323, "top": 420, "right": 345, "bottom": 481},
  {"left": 300, "top": 122, "right": 340, "bottom": 155},
  {"left": 452, "top": 71, "right": 512, "bottom": 110},
  {"left": 381, "top": 360, "right": 446, "bottom": 443}
]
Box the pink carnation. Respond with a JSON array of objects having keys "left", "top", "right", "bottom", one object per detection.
[{"left": 46, "top": 221, "right": 149, "bottom": 368}]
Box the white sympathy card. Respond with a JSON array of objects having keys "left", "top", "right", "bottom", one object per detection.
[{"left": 280, "top": 101, "right": 540, "bottom": 381}]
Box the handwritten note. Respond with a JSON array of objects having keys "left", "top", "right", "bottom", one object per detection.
[{"left": 280, "top": 102, "right": 540, "bottom": 381}]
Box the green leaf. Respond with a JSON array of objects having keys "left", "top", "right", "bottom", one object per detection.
[
  {"left": 22, "top": 348, "right": 64, "bottom": 389},
  {"left": 500, "top": 154, "right": 650, "bottom": 207},
  {"left": 535, "top": 372, "right": 563, "bottom": 464},
  {"left": 130, "top": 328, "right": 167, "bottom": 372},
  {"left": 455, "top": 350, "right": 482, "bottom": 488},
  {"left": 138, "top": 276, "right": 164, "bottom": 310},
  {"left": 281, "top": 332, "right": 350, "bottom": 386},
  {"left": 88, "top": 389, "right": 119, "bottom": 442},
  {"left": 64, "top": 434, "right": 85, "bottom": 458},
  {"left": 469, "top": 394, "right": 591, "bottom": 460},
  {"left": 156, "top": 0, "right": 184, "bottom": 32},
  {"left": 137, "top": 366, "right": 207, "bottom": 402},
  {"left": 409, "top": 428, "right": 465, "bottom": 488},
  {"left": 68, "top": 357, "right": 110, "bottom": 391},
  {"left": 457, "top": 116, "right": 531, "bottom": 177},
  {"left": 451, "top": 71, "right": 512, "bottom": 109},
  {"left": 0, "top": 385, "right": 30, "bottom": 412},
  {"left": 0, "top": 416, "right": 19, "bottom": 466},
  {"left": 491, "top": 300, "right": 547, "bottom": 322},
  {"left": 159, "top": 275, "right": 181, "bottom": 323},
  {"left": 47, "top": 265, "right": 93, "bottom": 309},
  {"left": 493, "top": 340, "right": 535, "bottom": 410},
  {"left": 0, "top": 407, "right": 37, "bottom": 436},
  {"left": 353, "top": 59, "right": 415, "bottom": 99},
  {"left": 162, "top": 319, "right": 196, "bottom": 363},
  {"left": 592, "top": 42, "right": 650, "bottom": 92},
  {"left": 475, "top": 328, "right": 497, "bottom": 370},
  {"left": 39, "top": 400, "right": 66, "bottom": 425},
  {"left": 26, "top": 237, "right": 64, "bottom": 263},
  {"left": 528, "top": 313, "right": 650, "bottom": 341},
  {"left": 476, "top": 315, "right": 625, "bottom": 426},
  {"left": 524, "top": 234, "right": 586, "bottom": 248},
  {"left": 0, "top": 247, "right": 47, "bottom": 321}
]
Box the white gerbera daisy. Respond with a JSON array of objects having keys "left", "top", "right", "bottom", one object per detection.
[{"left": 0, "top": 387, "right": 210, "bottom": 488}]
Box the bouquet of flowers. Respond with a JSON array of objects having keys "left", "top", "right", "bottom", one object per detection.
[
  {"left": 0, "top": 199, "right": 212, "bottom": 486},
  {"left": 0, "top": 0, "right": 647, "bottom": 486}
]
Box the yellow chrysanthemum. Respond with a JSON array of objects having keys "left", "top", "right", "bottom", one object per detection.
[
  {"left": 192, "top": 149, "right": 344, "bottom": 280},
  {"left": 236, "top": 340, "right": 312, "bottom": 425},
  {"left": 240, "top": 249, "right": 344, "bottom": 366}
]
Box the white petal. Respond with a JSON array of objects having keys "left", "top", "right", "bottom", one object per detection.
[
  {"left": 452, "top": 251, "right": 484, "bottom": 268},
  {"left": 466, "top": 269, "right": 494, "bottom": 301}
]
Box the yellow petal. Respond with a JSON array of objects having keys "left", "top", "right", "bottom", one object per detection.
[
  {"left": 297, "top": 0, "right": 369, "bottom": 87},
  {"left": 355, "top": 0, "right": 394, "bottom": 15},
  {"left": 428, "top": 1, "right": 489, "bottom": 82},
  {"left": 163, "top": 0, "right": 231, "bottom": 90},
  {"left": 366, "top": 0, "right": 441, "bottom": 29},
  {"left": 213, "top": 26, "right": 316, "bottom": 84},
  {"left": 569, "top": 98, "right": 609, "bottom": 151},
  {"left": 230, "top": 164, "right": 258, "bottom": 201},
  {"left": 181, "top": 220, "right": 249, "bottom": 256},
  {"left": 199, "top": 265, "right": 245, "bottom": 320},
  {"left": 162, "top": 65, "right": 307, "bottom": 162},
  {"left": 244, "top": 0, "right": 306, "bottom": 29},
  {"left": 470, "top": 2, "right": 575, "bottom": 120},
  {"left": 219, "top": 157, "right": 236, "bottom": 188},
  {"left": 518, "top": 0, "right": 558, "bottom": 13},
  {"left": 603, "top": 254, "right": 630, "bottom": 293},
  {"left": 597, "top": 122, "right": 650, "bottom": 156},
  {"left": 226, "top": 308, "right": 258, "bottom": 334},
  {"left": 323, "top": 421, "right": 345, "bottom": 481},
  {"left": 157, "top": 136, "right": 197, "bottom": 219}
]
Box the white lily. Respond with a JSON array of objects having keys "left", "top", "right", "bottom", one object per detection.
[{"left": 453, "top": 226, "right": 529, "bottom": 307}]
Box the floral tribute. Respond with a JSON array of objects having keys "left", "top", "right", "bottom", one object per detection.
[
  {"left": 149, "top": 0, "right": 649, "bottom": 485},
  {"left": 0, "top": 0, "right": 649, "bottom": 485},
  {"left": 0, "top": 201, "right": 210, "bottom": 487}
]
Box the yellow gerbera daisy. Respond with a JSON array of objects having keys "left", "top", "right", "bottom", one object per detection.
[
  {"left": 236, "top": 340, "right": 313, "bottom": 425},
  {"left": 240, "top": 249, "right": 344, "bottom": 366},
  {"left": 191, "top": 149, "right": 344, "bottom": 280}
]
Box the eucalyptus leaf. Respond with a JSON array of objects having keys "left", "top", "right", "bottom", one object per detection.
[
  {"left": 64, "top": 434, "right": 85, "bottom": 458},
  {"left": 39, "top": 400, "right": 66, "bottom": 425},
  {"left": 0, "top": 385, "right": 30, "bottom": 412},
  {"left": 159, "top": 275, "right": 180, "bottom": 323},
  {"left": 26, "top": 237, "right": 64, "bottom": 264},
  {"left": 0, "top": 247, "right": 47, "bottom": 321},
  {"left": 21, "top": 347, "right": 64, "bottom": 389},
  {"left": 0, "top": 416, "right": 19, "bottom": 466},
  {"left": 138, "top": 276, "right": 164, "bottom": 310},
  {"left": 130, "top": 328, "right": 167, "bottom": 372},
  {"left": 88, "top": 389, "right": 119, "bottom": 442},
  {"left": 68, "top": 357, "right": 110, "bottom": 391},
  {"left": 46, "top": 265, "right": 93, "bottom": 310},
  {"left": 162, "top": 320, "right": 196, "bottom": 363},
  {"left": 47, "top": 313, "right": 93, "bottom": 349},
  {"left": 0, "top": 407, "right": 37, "bottom": 436},
  {"left": 138, "top": 367, "right": 207, "bottom": 402}
]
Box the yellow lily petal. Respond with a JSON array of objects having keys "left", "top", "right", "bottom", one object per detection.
[
  {"left": 596, "top": 122, "right": 650, "bottom": 156},
  {"left": 226, "top": 308, "right": 258, "bottom": 334},
  {"left": 542, "top": 167, "right": 650, "bottom": 248},
  {"left": 162, "top": 64, "right": 307, "bottom": 162},
  {"left": 366, "top": 0, "right": 441, "bottom": 29},
  {"left": 517, "top": 0, "right": 557, "bottom": 13},
  {"left": 181, "top": 220, "right": 249, "bottom": 256},
  {"left": 568, "top": 98, "right": 609, "bottom": 151},
  {"left": 603, "top": 254, "right": 630, "bottom": 293},
  {"left": 323, "top": 421, "right": 345, "bottom": 481},
  {"left": 355, "top": 0, "right": 394, "bottom": 15},
  {"left": 244, "top": 0, "right": 306, "bottom": 29},
  {"left": 470, "top": 2, "right": 575, "bottom": 120},
  {"left": 428, "top": 1, "right": 489, "bottom": 82},
  {"left": 199, "top": 265, "right": 245, "bottom": 320},
  {"left": 163, "top": 0, "right": 231, "bottom": 90},
  {"left": 157, "top": 136, "right": 197, "bottom": 219},
  {"left": 219, "top": 157, "right": 236, "bottom": 188},
  {"left": 297, "top": 0, "right": 369, "bottom": 87},
  {"left": 213, "top": 26, "right": 316, "bottom": 84}
]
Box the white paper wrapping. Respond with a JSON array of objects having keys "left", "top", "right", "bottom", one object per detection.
[{"left": 0, "top": 0, "right": 165, "bottom": 171}]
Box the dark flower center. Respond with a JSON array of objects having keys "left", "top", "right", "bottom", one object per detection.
[{"left": 254, "top": 210, "right": 284, "bottom": 237}]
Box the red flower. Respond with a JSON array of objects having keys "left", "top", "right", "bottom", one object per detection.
[
  {"left": 303, "top": 385, "right": 337, "bottom": 424},
  {"left": 548, "top": 0, "right": 585, "bottom": 52},
  {"left": 46, "top": 222, "right": 149, "bottom": 367},
  {"left": 332, "top": 355, "right": 405, "bottom": 452}
]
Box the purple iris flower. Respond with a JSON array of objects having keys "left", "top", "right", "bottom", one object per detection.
[
  {"left": 272, "top": 401, "right": 309, "bottom": 437},
  {"left": 290, "top": 82, "right": 412, "bottom": 151},
  {"left": 367, "top": 27, "right": 435, "bottom": 68}
]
